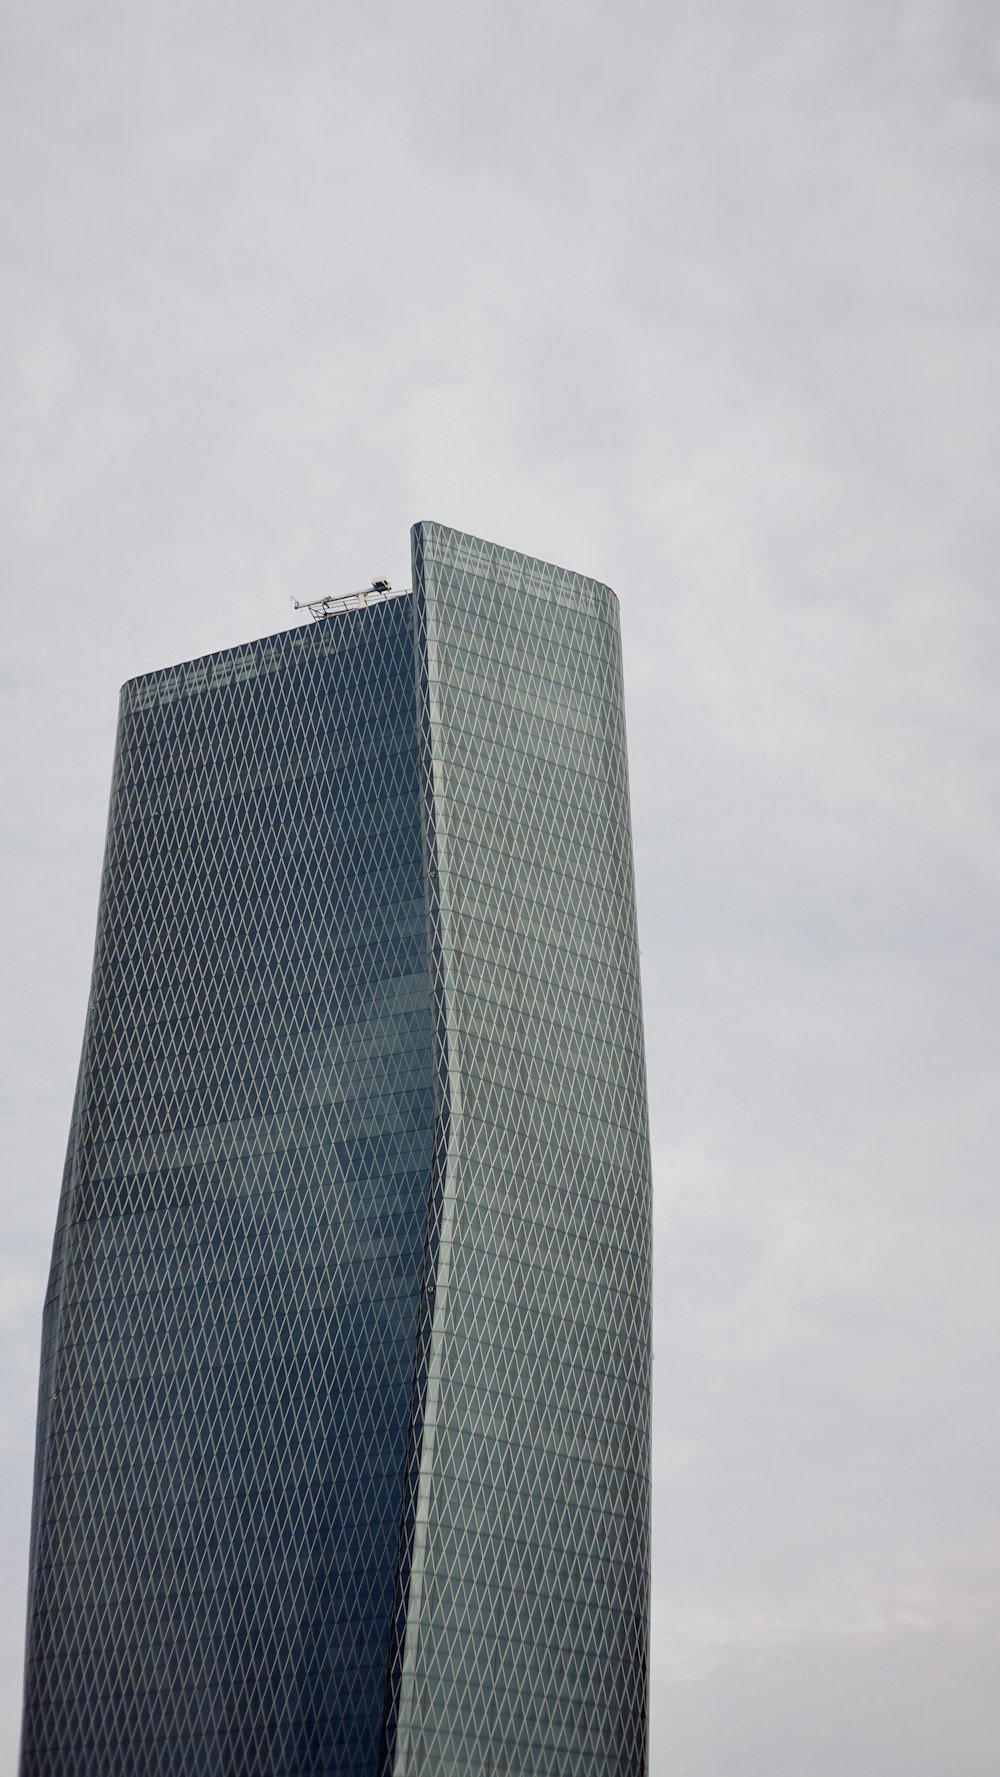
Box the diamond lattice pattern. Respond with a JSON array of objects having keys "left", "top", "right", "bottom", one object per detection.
[
  {"left": 21, "top": 598, "right": 436, "bottom": 1777},
  {"left": 22, "top": 530, "right": 652, "bottom": 1777},
  {"left": 390, "top": 525, "right": 652, "bottom": 1777}
]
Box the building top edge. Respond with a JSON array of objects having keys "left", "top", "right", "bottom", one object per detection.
[
  {"left": 411, "top": 520, "right": 617, "bottom": 607},
  {"left": 119, "top": 593, "right": 412, "bottom": 709},
  {"left": 118, "top": 523, "right": 618, "bottom": 712}
]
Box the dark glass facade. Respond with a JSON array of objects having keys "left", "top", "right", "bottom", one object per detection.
[{"left": 22, "top": 525, "right": 652, "bottom": 1777}]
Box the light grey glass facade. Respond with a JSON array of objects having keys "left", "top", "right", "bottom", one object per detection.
[{"left": 22, "top": 524, "right": 652, "bottom": 1777}]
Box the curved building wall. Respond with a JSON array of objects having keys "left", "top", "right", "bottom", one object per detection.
[
  {"left": 21, "top": 598, "right": 436, "bottom": 1777},
  {"left": 21, "top": 526, "right": 653, "bottom": 1777},
  {"left": 390, "top": 524, "right": 652, "bottom": 1777}
]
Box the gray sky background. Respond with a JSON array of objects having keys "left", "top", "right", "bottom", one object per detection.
[{"left": 2, "top": 2, "right": 999, "bottom": 1771}]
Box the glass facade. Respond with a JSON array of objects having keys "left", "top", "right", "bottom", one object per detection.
[
  {"left": 22, "top": 525, "right": 651, "bottom": 1777},
  {"left": 387, "top": 526, "right": 651, "bottom": 1777}
]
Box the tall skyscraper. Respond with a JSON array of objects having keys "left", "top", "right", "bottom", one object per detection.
[{"left": 21, "top": 523, "right": 652, "bottom": 1777}]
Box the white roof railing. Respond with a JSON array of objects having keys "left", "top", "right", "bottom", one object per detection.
[{"left": 292, "top": 578, "right": 409, "bottom": 621}]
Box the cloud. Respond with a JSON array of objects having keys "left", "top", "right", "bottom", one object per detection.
[
  {"left": 2, "top": 1, "right": 999, "bottom": 1771},
  {"left": 653, "top": 1544, "right": 1000, "bottom": 1685}
]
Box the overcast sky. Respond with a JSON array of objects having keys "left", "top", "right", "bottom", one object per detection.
[{"left": 3, "top": 2, "right": 999, "bottom": 1771}]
